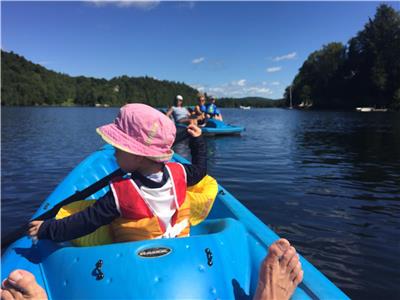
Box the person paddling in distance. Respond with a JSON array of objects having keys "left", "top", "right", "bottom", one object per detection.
[
  {"left": 206, "top": 96, "right": 223, "bottom": 121},
  {"left": 193, "top": 94, "right": 208, "bottom": 126},
  {"left": 166, "top": 95, "right": 192, "bottom": 124},
  {"left": 28, "top": 103, "right": 207, "bottom": 243}
]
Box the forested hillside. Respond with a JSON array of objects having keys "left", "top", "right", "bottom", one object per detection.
[{"left": 1, "top": 51, "right": 199, "bottom": 107}]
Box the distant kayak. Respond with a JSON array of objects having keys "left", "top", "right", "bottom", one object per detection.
[
  {"left": 177, "top": 119, "right": 244, "bottom": 136},
  {"left": 159, "top": 107, "right": 244, "bottom": 135},
  {"left": 1, "top": 145, "right": 348, "bottom": 299}
]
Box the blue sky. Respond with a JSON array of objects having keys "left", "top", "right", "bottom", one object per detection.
[{"left": 2, "top": 1, "right": 393, "bottom": 99}]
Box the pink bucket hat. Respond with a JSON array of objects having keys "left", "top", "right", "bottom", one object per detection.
[{"left": 97, "top": 103, "right": 176, "bottom": 162}]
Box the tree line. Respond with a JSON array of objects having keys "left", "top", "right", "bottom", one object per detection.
[
  {"left": 1, "top": 51, "right": 199, "bottom": 107},
  {"left": 1, "top": 51, "right": 283, "bottom": 108},
  {"left": 1, "top": 51, "right": 282, "bottom": 108},
  {"left": 285, "top": 4, "right": 400, "bottom": 110}
]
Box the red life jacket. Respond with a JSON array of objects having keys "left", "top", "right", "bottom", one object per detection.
[{"left": 110, "top": 162, "right": 190, "bottom": 242}]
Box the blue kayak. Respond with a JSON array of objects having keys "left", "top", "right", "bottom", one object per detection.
[
  {"left": 2, "top": 145, "right": 348, "bottom": 299},
  {"left": 177, "top": 119, "right": 244, "bottom": 136}
]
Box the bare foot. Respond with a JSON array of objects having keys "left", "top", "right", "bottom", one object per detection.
[
  {"left": 1, "top": 270, "right": 47, "bottom": 300},
  {"left": 254, "top": 239, "right": 304, "bottom": 300}
]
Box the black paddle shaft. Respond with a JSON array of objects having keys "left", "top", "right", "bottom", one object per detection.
[
  {"left": 1, "top": 168, "right": 124, "bottom": 250},
  {"left": 33, "top": 128, "right": 187, "bottom": 221},
  {"left": 1, "top": 127, "right": 190, "bottom": 250}
]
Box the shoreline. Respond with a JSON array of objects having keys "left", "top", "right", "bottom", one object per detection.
[{"left": 2, "top": 104, "right": 398, "bottom": 112}]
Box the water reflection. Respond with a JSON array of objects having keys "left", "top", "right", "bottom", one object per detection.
[{"left": 287, "top": 112, "right": 400, "bottom": 296}]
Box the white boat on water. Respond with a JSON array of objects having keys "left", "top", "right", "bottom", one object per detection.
[
  {"left": 298, "top": 100, "right": 313, "bottom": 108},
  {"left": 356, "top": 107, "right": 387, "bottom": 112},
  {"left": 239, "top": 105, "right": 251, "bottom": 110}
]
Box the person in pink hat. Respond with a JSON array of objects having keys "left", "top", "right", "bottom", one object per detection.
[{"left": 28, "top": 103, "right": 207, "bottom": 242}]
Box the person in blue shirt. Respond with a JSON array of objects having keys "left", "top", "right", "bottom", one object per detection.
[{"left": 206, "top": 96, "right": 223, "bottom": 121}]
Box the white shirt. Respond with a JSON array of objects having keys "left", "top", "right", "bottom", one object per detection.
[
  {"left": 140, "top": 177, "right": 176, "bottom": 230},
  {"left": 127, "top": 171, "right": 188, "bottom": 238},
  {"left": 172, "top": 106, "right": 189, "bottom": 122}
]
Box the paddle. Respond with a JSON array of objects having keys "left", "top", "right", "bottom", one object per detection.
[{"left": 1, "top": 127, "right": 190, "bottom": 250}]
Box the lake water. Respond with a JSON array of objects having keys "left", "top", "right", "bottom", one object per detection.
[{"left": 2, "top": 107, "right": 400, "bottom": 299}]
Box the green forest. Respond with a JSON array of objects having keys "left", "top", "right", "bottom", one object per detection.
[
  {"left": 285, "top": 4, "right": 400, "bottom": 110},
  {"left": 1, "top": 51, "right": 200, "bottom": 107},
  {"left": 1, "top": 50, "right": 281, "bottom": 108}
]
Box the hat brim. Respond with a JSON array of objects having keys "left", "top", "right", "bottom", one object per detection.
[{"left": 97, "top": 124, "right": 174, "bottom": 162}]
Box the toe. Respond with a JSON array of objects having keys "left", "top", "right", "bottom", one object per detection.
[
  {"left": 1, "top": 288, "right": 14, "bottom": 300},
  {"left": 4, "top": 270, "right": 46, "bottom": 300},
  {"left": 267, "top": 241, "right": 286, "bottom": 263},
  {"left": 276, "top": 238, "right": 291, "bottom": 252},
  {"left": 11, "top": 270, "right": 42, "bottom": 298},
  {"left": 293, "top": 270, "right": 304, "bottom": 286},
  {"left": 259, "top": 240, "right": 288, "bottom": 283},
  {"left": 14, "top": 270, "right": 36, "bottom": 285},
  {"left": 2, "top": 281, "right": 23, "bottom": 300},
  {"left": 287, "top": 252, "right": 300, "bottom": 273},
  {"left": 7, "top": 271, "right": 23, "bottom": 286},
  {"left": 280, "top": 246, "right": 296, "bottom": 269},
  {"left": 290, "top": 261, "right": 302, "bottom": 281}
]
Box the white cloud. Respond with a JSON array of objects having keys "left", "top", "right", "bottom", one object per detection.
[
  {"left": 190, "top": 58, "right": 225, "bottom": 70},
  {"left": 208, "top": 87, "right": 225, "bottom": 93},
  {"left": 88, "top": 1, "right": 160, "bottom": 10},
  {"left": 192, "top": 57, "right": 205, "bottom": 64},
  {"left": 271, "top": 81, "right": 280, "bottom": 86},
  {"left": 266, "top": 66, "right": 282, "bottom": 73},
  {"left": 232, "top": 79, "right": 246, "bottom": 87},
  {"left": 238, "top": 79, "right": 246, "bottom": 87},
  {"left": 273, "top": 52, "right": 297, "bottom": 61},
  {"left": 244, "top": 87, "right": 271, "bottom": 94},
  {"left": 191, "top": 84, "right": 205, "bottom": 92},
  {"left": 190, "top": 81, "right": 273, "bottom": 98}
]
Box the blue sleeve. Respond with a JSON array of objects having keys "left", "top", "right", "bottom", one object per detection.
[{"left": 37, "top": 191, "right": 119, "bottom": 242}]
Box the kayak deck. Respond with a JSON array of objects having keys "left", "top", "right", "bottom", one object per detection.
[{"left": 3, "top": 219, "right": 250, "bottom": 299}]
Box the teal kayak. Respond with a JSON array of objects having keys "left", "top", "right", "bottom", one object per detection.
[
  {"left": 158, "top": 107, "right": 244, "bottom": 135},
  {"left": 1, "top": 145, "right": 348, "bottom": 299},
  {"left": 177, "top": 119, "right": 244, "bottom": 136}
]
